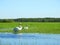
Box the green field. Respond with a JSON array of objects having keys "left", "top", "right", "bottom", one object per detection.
[{"left": 0, "top": 22, "right": 60, "bottom": 34}]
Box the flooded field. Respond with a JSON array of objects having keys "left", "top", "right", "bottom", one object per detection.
[{"left": 0, "top": 33, "right": 60, "bottom": 45}]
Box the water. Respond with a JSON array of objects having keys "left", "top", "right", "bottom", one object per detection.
[{"left": 0, "top": 33, "right": 60, "bottom": 45}]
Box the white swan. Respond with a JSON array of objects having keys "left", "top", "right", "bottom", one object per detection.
[
  {"left": 24, "top": 26, "right": 28, "bottom": 30},
  {"left": 15, "top": 26, "right": 22, "bottom": 30}
]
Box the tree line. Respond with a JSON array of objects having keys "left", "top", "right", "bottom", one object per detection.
[{"left": 0, "top": 18, "right": 60, "bottom": 22}]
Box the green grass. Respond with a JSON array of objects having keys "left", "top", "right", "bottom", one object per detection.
[{"left": 0, "top": 22, "right": 60, "bottom": 34}]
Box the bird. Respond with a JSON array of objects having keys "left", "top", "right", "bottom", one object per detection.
[
  {"left": 16, "top": 26, "right": 22, "bottom": 30},
  {"left": 24, "top": 25, "right": 28, "bottom": 30}
]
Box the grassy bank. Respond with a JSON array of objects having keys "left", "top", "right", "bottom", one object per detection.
[{"left": 0, "top": 22, "right": 60, "bottom": 34}]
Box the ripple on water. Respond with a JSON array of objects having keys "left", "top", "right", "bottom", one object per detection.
[{"left": 0, "top": 33, "right": 60, "bottom": 45}]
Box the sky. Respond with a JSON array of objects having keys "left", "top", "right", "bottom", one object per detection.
[{"left": 0, "top": 0, "right": 60, "bottom": 19}]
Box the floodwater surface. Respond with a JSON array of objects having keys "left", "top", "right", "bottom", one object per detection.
[{"left": 0, "top": 33, "right": 60, "bottom": 45}]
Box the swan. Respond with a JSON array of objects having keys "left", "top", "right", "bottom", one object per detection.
[
  {"left": 24, "top": 26, "right": 28, "bottom": 30},
  {"left": 14, "top": 26, "right": 22, "bottom": 31},
  {"left": 16, "top": 26, "right": 22, "bottom": 30}
]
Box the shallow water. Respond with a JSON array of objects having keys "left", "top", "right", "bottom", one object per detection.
[{"left": 0, "top": 33, "right": 60, "bottom": 45}]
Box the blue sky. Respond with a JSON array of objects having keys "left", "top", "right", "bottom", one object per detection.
[{"left": 0, "top": 0, "right": 60, "bottom": 19}]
